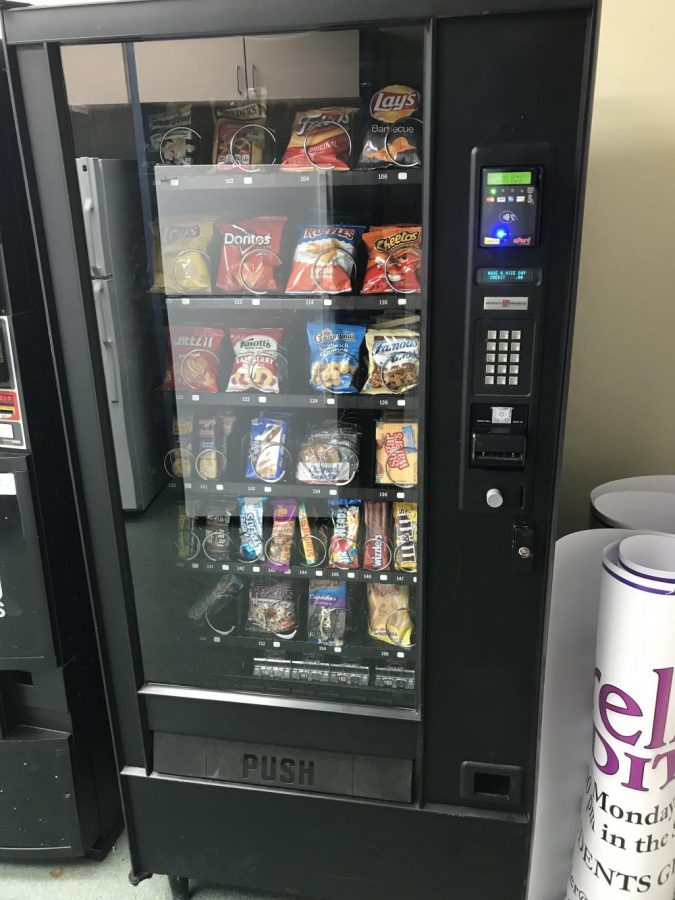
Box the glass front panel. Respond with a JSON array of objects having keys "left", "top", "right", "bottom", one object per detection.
[{"left": 62, "top": 26, "right": 426, "bottom": 712}]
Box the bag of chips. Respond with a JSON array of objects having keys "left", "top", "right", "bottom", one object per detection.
[
  {"left": 307, "top": 580, "right": 347, "bottom": 647},
  {"left": 212, "top": 93, "right": 269, "bottom": 169},
  {"left": 362, "top": 326, "right": 420, "bottom": 394},
  {"left": 238, "top": 496, "right": 265, "bottom": 562},
  {"left": 361, "top": 225, "right": 422, "bottom": 295},
  {"left": 177, "top": 507, "right": 200, "bottom": 561},
  {"left": 393, "top": 502, "right": 418, "bottom": 572},
  {"left": 245, "top": 417, "right": 288, "bottom": 482},
  {"left": 286, "top": 225, "right": 364, "bottom": 295},
  {"left": 281, "top": 107, "right": 357, "bottom": 171},
  {"left": 367, "top": 583, "right": 413, "bottom": 646},
  {"left": 246, "top": 579, "right": 297, "bottom": 637},
  {"left": 162, "top": 326, "right": 224, "bottom": 394},
  {"left": 148, "top": 103, "right": 201, "bottom": 166},
  {"left": 159, "top": 218, "right": 214, "bottom": 294},
  {"left": 307, "top": 321, "right": 365, "bottom": 394},
  {"left": 375, "top": 418, "right": 419, "bottom": 487},
  {"left": 215, "top": 217, "right": 286, "bottom": 294},
  {"left": 358, "top": 85, "right": 422, "bottom": 170},
  {"left": 226, "top": 327, "right": 283, "bottom": 393},
  {"left": 165, "top": 414, "right": 194, "bottom": 479},
  {"left": 265, "top": 499, "right": 297, "bottom": 571}
]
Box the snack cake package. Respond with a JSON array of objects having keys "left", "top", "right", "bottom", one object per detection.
[
  {"left": 307, "top": 579, "right": 347, "bottom": 647},
  {"left": 246, "top": 417, "right": 288, "bottom": 482}
]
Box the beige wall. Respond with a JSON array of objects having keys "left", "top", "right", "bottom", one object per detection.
[{"left": 558, "top": 0, "right": 675, "bottom": 534}]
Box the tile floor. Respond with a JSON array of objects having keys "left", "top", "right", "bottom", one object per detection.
[{"left": 0, "top": 831, "right": 287, "bottom": 900}]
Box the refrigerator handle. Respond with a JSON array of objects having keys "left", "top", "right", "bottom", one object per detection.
[
  {"left": 82, "top": 194, "right": 111, "bottom": 279},
  {"left": 92, "top": 279, "right": 120, "bottom": 403}
]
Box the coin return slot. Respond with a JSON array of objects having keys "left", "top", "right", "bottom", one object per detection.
[{"left": 474, "top": 772, "right": 510, "bottom": 798}]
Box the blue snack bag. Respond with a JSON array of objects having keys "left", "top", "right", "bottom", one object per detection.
[{"left": 307, "top": 321, "right": 366, "bottom": 394}]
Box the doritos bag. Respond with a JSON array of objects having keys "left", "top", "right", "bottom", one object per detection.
[
  {"left": 215, "top": 216, "right": 286, "bottom": 294},
  {"left": 281, "top": 107, "right": 357, "bottom": 171}
]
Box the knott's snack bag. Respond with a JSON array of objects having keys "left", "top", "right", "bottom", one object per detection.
[
  {"left": 359, "top": 85, "right": 421, "bottom": 169},
  {"left": 212, "top": 93, "right": 268, "bottom": 169},
  {"left": 215, "top": 217, "right": 286, "bottom": 294},
  {"left": 362, "top": 225, "right": 422, "bottom": 294},
  {"left": 281, "top": 107, "right": 358, "bottom": 171},
  {"left": 226, "top": 327, "right": 283, "bottom": 393},
  {"left": 286, "top": 225, "right": 364, "bottom": 295},
  {"left": 162, "top": 326, "right": 224, "bottom": 394},
  {"left": 159, "top": 218, "right": 214, "bottom": 295}
]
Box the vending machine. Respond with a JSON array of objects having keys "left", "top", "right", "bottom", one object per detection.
[
  {"left": 0, "top": 51, "right": 121, "bottom": 858},
  {"left": 2, "top": 0, "right": 598, "bottom": 896}
]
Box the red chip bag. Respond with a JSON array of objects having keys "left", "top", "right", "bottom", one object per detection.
[
  {"left": 361, "top": 225, "right": 423, "bottom": 294},
  {"left": 281, "top": 107, "right": 357, "bottom": 171},
  {"left": 215, "top": 217, "right": 287, "bottom": 295},
  {"left": 285, "top": 225, "right": 365, "bottom": 295},
  {"left": 162, "top": 326, "right": 224, "bottom": 394}
]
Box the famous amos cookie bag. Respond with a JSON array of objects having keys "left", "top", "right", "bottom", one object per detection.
[
  {"left": 362, "top": 317, "right": 420, "bottom": 395},
  {"left": 358, "top": 85, "right": 422, "bottom": 170}
]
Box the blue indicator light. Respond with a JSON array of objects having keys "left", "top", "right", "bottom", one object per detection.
[{"left": 496, "top": 229, "right": 507, "bottom": 239}]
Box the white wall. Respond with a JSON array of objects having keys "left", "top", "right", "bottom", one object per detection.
[{"left": 557, "top": 0, "right": 675, "bottom": 534}]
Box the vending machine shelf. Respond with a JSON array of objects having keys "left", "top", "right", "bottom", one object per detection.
[
  {"left": 154, "top": 165, "right": 423, "bottom": 192},
  {"left": 172, "top": 390, "right": 417, "bottom": 412},
  {"left": 170, "top": 480, "right": 418, "bottom": 504},
  {"left": 177, "top": 557, "right": 418, "bottom": 586},
  {"left": 163, "top": 293, "right": 422, "bottom": 313}
]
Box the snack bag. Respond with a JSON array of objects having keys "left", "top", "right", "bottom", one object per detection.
[
  {"left": 393, "top": 502, "right": 418, "bottom": 572},
  {"left": 188, "top": 574, "right": 245, "bottom": 634},
  {"left": 246, "top": 579, "right": 297, "bottom": 636},
  {"left": 358, "top": 85, "right": 421, "bottom": 169},
  {"left": 166, "top": 414, "right": 193, "bottom": 479},
  {"left": 362, "top": 327, "right": 419, "bottom": 394},
  {"left": 307, "top": 580, "right": 346, "bottom": 647},
  {"left": 212, "top": 93, "right": 268, "bottom": 169},
  {"left": 297, "top": 502, "right": 321, "bottom": 566},
  {"left": 162, "top": 326, "right": 224, "bottom": 394},
  {"left": 195, "top": 414, "right": 235, "bottom": 480},
  {"left": 215, "top": 216, "right": 286, "bottom": 294},
  {"left": 375, "top": 418, "right": 418, "bottom": 486},
  {"left": 237, "top": 496, "right": 265, "bottom": 562},
  {"left": 159, "top": 218, "right": 214, "bottom": 294},
  {"left": 363, "top": 501, "right": 390, "bottom": 571},
  {"left": 361, "top": 225, "right": 422, "bottom": 295},
  {"left": 285, "top": 225, "right": 364, "bottom": 295},
  {"left": 367, "top": 583, "right": 413, "bottom": 646},
  {"left": 307, "top": 321, "right": 365, "bottom": 394},
  {"left": 266, "top": 499, "right": 297, "bottom": 571},
  {"left": 202, "top": 506, "right": 234, "bottom": 563},
  {"left": 328, "top": 498, "right": 360, "bottom": 569},
  {"left": 226, "top": 327, "right": 283, "bottom": 393},
  {"left": 177, "top": 507, "right": 199, "bottom": 561},
  {"left": 246, "top": 417, "right": 288, "bottom": 482},
  {"left": 296, "top": 422, "right": 360, "bottom": 486},
  {"left": 147, "top": 103, "right": 200, "bottom": 165},
  {"left": 281, "top": 107, "right": 357, "bottom": 171}
]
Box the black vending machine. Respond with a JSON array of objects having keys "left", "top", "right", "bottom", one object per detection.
[
  {"left": 0, "top": 52, "right": 122, "bottom": 857},
  {"left": 2, "top": 0, "right": 598, "bottom": 895}
]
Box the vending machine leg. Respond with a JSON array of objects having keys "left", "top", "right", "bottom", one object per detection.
[{"left": 167, "top": 874, "right": 191, "bottom": 900}]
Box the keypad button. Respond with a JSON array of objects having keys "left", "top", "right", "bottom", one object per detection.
[
  {"left": 486, "top": 353, "right": 496, "bottom": 362},
  {"left": 511, "top": 330, "right": 522, "bottom": 340},
  {"left": 485, "top": 376, "right": 495, "bottom": 385},
  {"left": 487, "top": 330, "right": 497, "bottom": 340},
  {"left": 508, "top": 376, "right": 519, "bottom": 385},
  {"left": 511, "top": 342, "right": 521, "bottom": 352},
  {"left": 498, "top": 342, "right": 508, "bottom": 351},
  {"left": 509, "top": 365, "right": 519, "bottom": 374},
  {"left": 499, "top": 330, "right": 509, "bottom": 339},
  {"left": 498, "top": 353, "right": 508, "bottom": 363},
  {"left": 487, "top": 342, "right": 497, "bottom": 352},
  {"left": 510, "top": 353, "right": 520, "bottom": 364},
  {"left": 485, "top": 364, "right": 495, "bottom": 374},
  {"left": 497, "top": 365, "right": 507, "bottom": 374},
  {"left": 497, "top": 376, "right": 506, "bottom": 385}
]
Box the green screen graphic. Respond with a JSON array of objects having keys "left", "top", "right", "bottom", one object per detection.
[{"left": 486, "top": 171, "right": 533, "bottom": 186}]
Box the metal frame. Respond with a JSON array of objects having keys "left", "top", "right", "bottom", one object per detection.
[{"left": 1, "top": 1, "right": 599, "bottom": 895}]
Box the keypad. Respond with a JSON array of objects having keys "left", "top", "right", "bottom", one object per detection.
[{"left": 483, "top": 328, "right": 523, "bottom": 386}]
